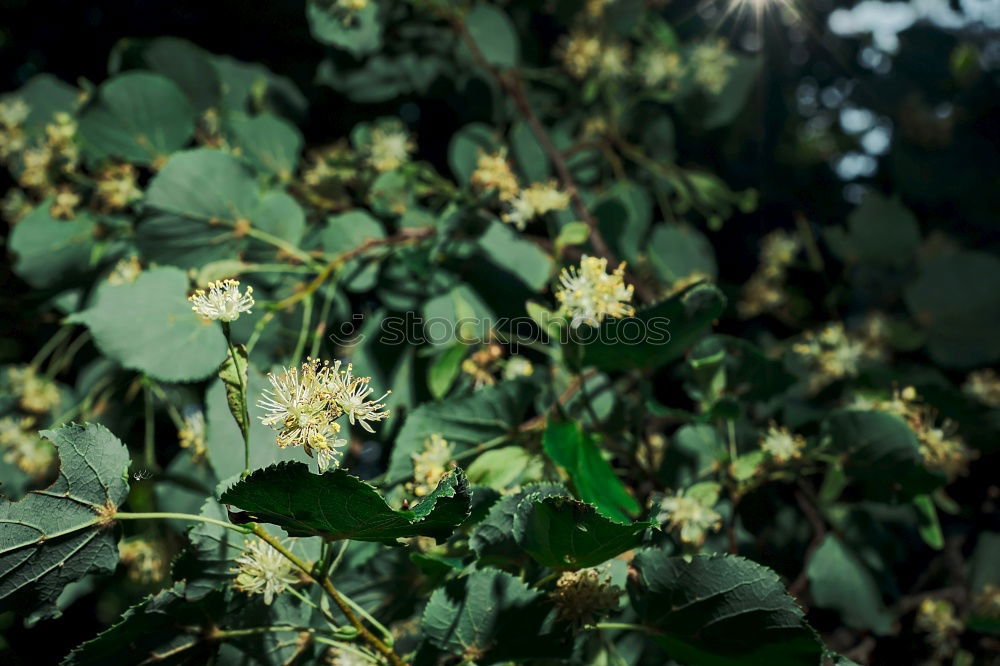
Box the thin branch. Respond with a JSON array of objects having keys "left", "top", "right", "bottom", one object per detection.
[{"left": 252, "top": 526, "right": 407, "bottom": 666}]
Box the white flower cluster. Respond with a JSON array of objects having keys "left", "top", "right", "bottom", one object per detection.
[
  {"left": 555, "top": 255, "right": 635, "bottom": 328},
  {"left": 188, "top": 279, "right": 255, "bottom": 322},
  {"left": 258, "top": 358, "right": 390, "bottom": 472},
  {"left": 232, "top": 538, "right": 299, "bottom": 605}
]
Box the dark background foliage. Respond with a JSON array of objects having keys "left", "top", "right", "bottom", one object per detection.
[{"left": 1, "top": 0, "right": 998, "bottom": 663}]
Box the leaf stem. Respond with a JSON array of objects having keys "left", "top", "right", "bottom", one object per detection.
[
  {"left": 589, "top": 622, "right": 650, "bottom": 633},
  {"left": 251, "top": 525, "right": 406, "bottom": 666},
  {"left": 222, "top": 322, "right": 252, "bottom": 478},
  {"left": 113, "top": 511, "right": 252, "bottom": 535},
  {"left": 143, "top": 380, "right": 158, "bottom": 471}
]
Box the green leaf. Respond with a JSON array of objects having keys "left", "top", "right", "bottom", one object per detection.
[
  {"left": 67, "top": 267, "right": 228, "bottom": 383},
  {"left": 6, "top": 74, "right": 79, "bottom": 133},
  {"left": 220, "top": 463, "right": 471, "bottom": 544},
  {"left": 806, "top": 534, "right": 894, "bottom": 635},
  {"left": 205, "top": 371, "right": 310, "bottom": 482},
  {"left": 514, "top": 495, "right": 653, "bottom": 570},
  {"left": 542, "top": 418, "right": 639, "bottom": 522},
  {"left": 580, "top": 283, "right": 726, "bottom": 372},
  {"left": 903, "top": 250, "right": 1000, "bottom": 367},
  {"left": 823, "top": 409, "right": 944, "bottom": 501},
  {"left": 448, "top": 122, "right": 497, "bottom": 185},
  {"left": 146, "top": 148, "right": 258, "bottom": 222},
  {"left": 63, "top": 583, "right": 317, "bottom": 665},
  {"left": 319, "top": 209, "right": 385, "bottom": 292},
  {"left": 913, "top": 494, "right": 944, "bottom": 550},
  {"left": 466, "top": 446, "right": 545, "bottom": 490},
  {"left": 226, "top": 112, "right": 303, "bottom": 180},
  {"left": 386, "top": 379, "right": 537, "bottom": 482},
  {"left": 478, "top": 220, "right": 554, "bottom": 291},
  {"left": 630, "top": 550, "right": 824, "bottom": 666},
  {"left": 510, "top": 121, "right": 549, "bottom": 182},
  {"left": 8, "top": 203, "right": 97, "bottom": 289},
  {"left": 428, "top": 343, "right": 467, "bottom": 400},
  {"left": 306, "top": 2, "right": 382, "bottom": 56},
  {"left": 649, "top": 223, "right": 718, "bottom": 284},
  {"left": 79, "top": 72, "right": 195, "bottom": 165},
  {"left": 0, "top": 423, "right": 130, "bottom": 620},
  {"left": 594, "top": 182, "right": 652, "bottom": 263},
  {"left": 422, "top": 284, "right": 495, "bottom": 346},
  {"left": 422, "top": 568, "right": 573, "bottom": 664},
  {"left": 143, "top": 37, "right": 221, "bottom": 112},
  {"left": 825, "top": 192, "right": 921, "bottom": 268},
  {"left": 219, "top": 343, "right": 249, "bottom": 444},
  {"left": 462, "top": 4, "right": 519, "bottom": 69},
  {"left": 703, "top": 54, "right": 761, "bottom": 130},
  {"left": 554, "top": 221, "right": 591, "bottom": 253},
  {"left": 469, "top": 484, "right": 567, "bottom": 565}
]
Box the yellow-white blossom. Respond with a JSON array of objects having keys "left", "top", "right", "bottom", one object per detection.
[
  {"left": 232, "top": 538, "right": 299, "bottom": 605},
  {"left": 6, "top": 365, "right": 61, "bottom": 414},
  {"left": 559, "top": 31, "right": 602, "bottom": 79},
  {"left": 118, "top": 537, "right": 169, "bottom": 585},
  {"left": 962, "top": 368, "right": 1000, "bottom": 408},
  {"left": 0, "top": 415, "right": 55, "bottom": 480},
  {"left": 330, "top": 362, "right": 392, "bottom": 433},
  {"left": 367, "top": 123, "right": 414, "bottom": 172},
  {"left": 258, "top": 358, "right": 390, "bottom": 470},
  {"left": 501, "top": 181, "right": 571, "bottom": 230},
  {"left": 503, "top": 356, "right": 534, "bottom": 380},
  {"left": 555, "top": 255, "right": 635, "bottom": 328},
  {"left": 0, "top": 98, "right": 29, "bottom": 129},
  {"left": 759, "top": 424, "right": 805, "bottom": 463},
  {"left": 470, "top": 150, "right": 519, "bottom": 201},
  {"left": 597, "top": 43, "right": 631, "bottom": 80},
  {"left": 639, "top": 48, "right": 683, "bottom": 89},
  {"left": 658, "top": 491, "right": 722, "bottom": 546},
  {"left": 108, "top": 256, "right": 142, "bottom": 285},
  {"left": 691, "top": 39, "right": 737, "bottom": 95},
  {"left": 50, "top": 187, "right": 80, "bottom": 219},
  {"left": 188, "top": 279, "right": 255, "bottom": 322},
  {"left": 550, "top": 567, "right": 622, "bottom": 625},
  {"left": 856, "top": 386, "right": 974, "bottom": 479},
  {"left": 96, "top": 163, "right": 142, "bottom": 210},
  {"left": 178, "top": 408, "right": 207, "bottom": 459},
  {"left": 407, "top": 433, "right": 454, "bottom": 498}
]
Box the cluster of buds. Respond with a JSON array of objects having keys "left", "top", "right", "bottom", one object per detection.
[
  {"left": 5, "top": 365, "right": 61, "bottom": 414},
  {"left": 962, "top": 368, "right": 1000, "bottom": 408},
  {"left": 690, "top": 39, "right": 738, "bottom": 95},
  {"left": 739, "top": 230, "right": 801, "bottom": 318},
  {"left": 915, "top": 598, "right": 963, "bottom": 661},
  {"left": 469, "top": 149, "right": 571, "bottom": 230},
  {"left": 95, "top": 163, "right": 143, "bottom": 211},
  {"left": 792, "top": 322, "right": 884, "bottom": 393},
  {"left": 407, "top": 433, "right": 454, "bottom": 498},
  {"left": 118, "top": 537, "right": 170, "bottom": 585},
  {"left": 0, "top": 415, "right": 55, "bottom": 481},
  {"left": 555, "top": 255, "right": 635, "bottom": 329},
  {"left": 107, "top": 256, "right": 143, "bottom": 285},
  {"left": 258, "top": 358, "right": 390, "bottom": 472},
  {"left": 855, "top": 386, "right": 974, "bottom": 479},
  {"left": 550, "top": 567, "right": 622, "bottom": 625},
  {"left": 178, "top": 407, "right": 207, "bottom": 460}
]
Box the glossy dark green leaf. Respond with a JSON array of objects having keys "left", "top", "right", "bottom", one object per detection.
[
  {"left": 806, "top": 535, "right": 894, "bottom": 635},
  {"left": 630, "top": 550, "right": 824, "bottom": 666},
  {"left": 514, "top": 495, "right": 653, "bottom": 570},
  {"left": 8, "top": 203, "right": 97, "bottom": 289},
  {"left": 221, "top": 463, "right": 470, "bottom": 544},
  {"left": 422, "top": 568, "right": 572, "bottom": 664}
]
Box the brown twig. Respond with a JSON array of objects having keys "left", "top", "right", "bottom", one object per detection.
[
  {"left": 452, "top": 19, "right": 658, "bottom": 303},
  {"left": 788, "top": 484, "right": 828, "bottom": 598}
]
